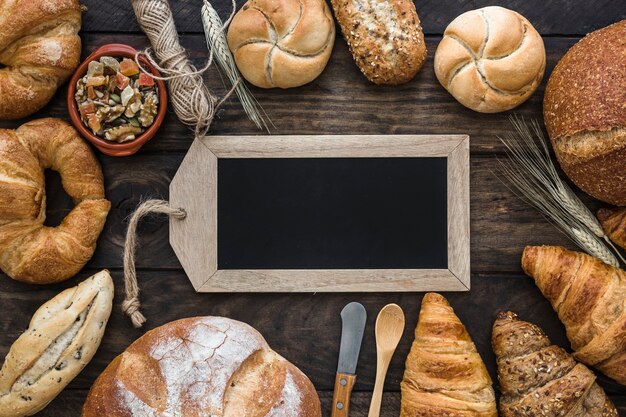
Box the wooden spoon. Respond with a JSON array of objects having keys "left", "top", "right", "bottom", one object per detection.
[{"left": 368, "top": 303, "right": 405, "bottom": 417}]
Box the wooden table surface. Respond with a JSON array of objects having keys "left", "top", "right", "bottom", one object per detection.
[{"left": 1, "top": 0, "right": 625, "bottom": 415}]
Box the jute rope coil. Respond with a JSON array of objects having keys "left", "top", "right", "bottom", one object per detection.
[
  {"left": 123, "top": 200, "right": 186, "bottom": 328},
  {"left": 131, "top": 0, "right": 218, "bottom": 137}
]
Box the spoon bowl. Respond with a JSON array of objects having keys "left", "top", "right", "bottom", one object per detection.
[{"left": 368, "top": 303, "right": 405, "bottom": 417}]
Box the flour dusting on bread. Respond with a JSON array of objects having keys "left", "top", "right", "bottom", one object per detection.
[
  {"left": 84, "top": 316, "right": 321, "bottom": 417},
  {"left": 40, "top": 39, "right": 63, "bottom": 65}
]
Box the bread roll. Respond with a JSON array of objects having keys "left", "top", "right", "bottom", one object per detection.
[
  {"left": 435, "top": 6, "right": 545, "bottom": 113},
  {"left": 522, "top": 245, "right": 626, "bottom": 386},
  {"left": 492, "top": 311, "right": 618, "bottom": 417},
  {"left": 227, "top": 0, "right": 335, "bottom": 89},
  {"left": 0, "top": 270, "right": 114, "bottom": 417},
  {"left": 400, "top": 293, "right": 497, "bottom": 417},
  {"left": 330, "top": 0, "right": 426, "bottom": 85},
  {"left": 544, "top": 20, "right": 626, "bottom": 205},
  {"left": 0, "top": 118, "right": 110, "bottom": 284},
  {"left": 82, "top": 316, "right": 321, "bottom": 417},
  {"left": 0, "top": 0, "right": 82, "bottom": 119}
]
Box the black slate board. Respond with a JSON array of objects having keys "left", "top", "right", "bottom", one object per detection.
[{"left": 217, "top": 157, "right": 448, "bottom": 270}]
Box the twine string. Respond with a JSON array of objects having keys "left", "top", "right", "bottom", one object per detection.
[
  {"left": 131, "top": 0, "right": 223, "bottom": 137},
  {"left": 123, "top": 199, "right": 186, "bottom": 328}
]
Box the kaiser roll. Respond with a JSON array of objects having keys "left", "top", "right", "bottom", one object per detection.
[
  {"left": 544, "top": 20, "right": 626, "bottom": 205},
  {"left": 82, "top": 316, "right": 322, "bottom": 417},
  {"left": 435, "top": 6, "right": 545, "bottom": 113},
  {"left": 227, "top": 0, "right": 335, "bottom": 89}
]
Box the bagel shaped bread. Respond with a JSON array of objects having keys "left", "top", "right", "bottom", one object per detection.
[
  {"left": 434, "top": 6, "right": 545, "bottom": 113},
  {"left": 227, "top": 0, "right": 335, "bottom": 88},
  {"left": 0, "top": 0, "right": 82, "bottom": 119},
  {"left": 0, "top": 118, "right": 110, "bottom": 284},
  {"left": 82, "top": 316, "right": 322, "bottom": 417}
]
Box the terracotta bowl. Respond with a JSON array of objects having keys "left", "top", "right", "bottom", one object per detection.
[{"left": 67, "top": 44, "right": 168, "bottom": 157}]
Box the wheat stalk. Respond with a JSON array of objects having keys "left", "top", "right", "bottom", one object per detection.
[
  {"left": 201, "top": 0, "right": 272, "bottom": 132},
  {"left": 497, "top": 116, "right": 623, "bottom": 267}
]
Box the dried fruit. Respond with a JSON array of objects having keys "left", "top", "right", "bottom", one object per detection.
[
  {"left": 119, "top": 58, "right": 140, "bottom": 76},
  {"left": 138, "top": 73, "right": 155, "bottom": 87},
  {"left": 75, "top": 56, "right": 159, "bottom": 143}
]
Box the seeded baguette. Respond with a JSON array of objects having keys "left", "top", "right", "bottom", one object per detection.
[
  {"left": 0, "top": 270, "right": 114, "bottom": 417},
  {"left": 330, "top": 0, "right": 426, "bottom": 85}
]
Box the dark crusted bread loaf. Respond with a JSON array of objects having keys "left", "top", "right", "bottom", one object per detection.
[
  {"left": 544, "top": 20, "right": 626, "bottom": 205},
  {"left": 82, "top": 317, "right": 321, "bottom": 417},
  {"left": 329, "top": 0, "right": 426, "bottom": 85},
  {"left": 492, "top": 311, "right": 618, "bottom": 417}
]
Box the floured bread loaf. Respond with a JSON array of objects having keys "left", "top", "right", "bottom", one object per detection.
[
  {"left": 0, "top": 270, "right": 114, "bottom": 417},
  {"left": 82, "top": 316, "right": 322, "bottom": 417}
]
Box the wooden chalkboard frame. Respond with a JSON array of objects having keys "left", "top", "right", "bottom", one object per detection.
[{"left": 170, "top": 135, "right": 470, "bottom": 292}]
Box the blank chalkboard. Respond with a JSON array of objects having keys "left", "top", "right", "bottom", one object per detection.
[
  {"left": 170, "top": 135, "right": 470, "bottom": 292},
  {"left": 217, "top": 158, "right": 448, "bottom": 269}
]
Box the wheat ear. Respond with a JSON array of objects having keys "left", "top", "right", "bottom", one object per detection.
[
  {"left": 201, "top": 0, "right": 272, "bottom": 131},
  {"left": 497, "top": 116, "right": 623, "bottom": 267}
]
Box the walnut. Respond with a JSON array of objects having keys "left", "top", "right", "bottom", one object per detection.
[
  {"left": 104, "top": 124, "right": 143, "bottom": 143},
  {"left": 139, "top": 93, "right": 158, "bottom": 127}
]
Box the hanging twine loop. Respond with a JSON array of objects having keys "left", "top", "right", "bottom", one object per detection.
[
  {"left": 123, "top": 199, "right": 186, "bottom": 328},
  {"left": 131, "top": 0, "right": 219, "bottom": 137}
]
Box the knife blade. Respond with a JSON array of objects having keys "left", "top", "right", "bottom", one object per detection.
[{"left": 332, "top": 302, "right": 367, "bottom": 417}]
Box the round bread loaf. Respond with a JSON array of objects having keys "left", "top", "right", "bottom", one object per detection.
[
  {"left": 434, "top": 6, "right": 545, "bottom": 113},
  {"left": 0, "top": 0, "right": 82, "bottom": 119},
  {"left": 82, "top": 317, "right": 322, "bottom": 417},
  {"left": 544, "top": 20, "right": 626, "bottom": 205},
  {"left": 0, "top": 118, "right": 110, "bottom": 284},
  {"left": 227, "top": 0, "right": 335, "bottom": 89}
]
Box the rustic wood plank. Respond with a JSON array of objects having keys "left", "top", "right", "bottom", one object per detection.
[
  {"left": 2, "top": 270, "right": 625, "bottom": 416},
  {"left": 0, "top": 35, "right": 591, "bottom": 155},
  {"left": 2, "top": 271, "right": 624, "bottom": 394},
  {"left": 80, "top": 0, "right": 625, "bottom": 36},
  {"left": 30, "top": 153, "right": 583, "bottom": 273},
  {"left": 26, "top": 390, "right": 626, "bottom": 417}
]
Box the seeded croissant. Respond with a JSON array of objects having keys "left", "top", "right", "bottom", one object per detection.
[
  {"left": 492, "top": 311, "right": 618, "bottom": 417},
  {"left": 522, "top": 245, "right": 626, "bottom": 386},
  {"left": 0, "top": 270, "right": 114, "bottom": 417}
]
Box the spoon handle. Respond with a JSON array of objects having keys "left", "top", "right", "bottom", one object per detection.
[{"left": 367, "top": 352, "right": 390, "bottom": 417}]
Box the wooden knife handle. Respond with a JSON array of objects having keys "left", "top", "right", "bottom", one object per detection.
[{"left": 331, "top": 372, "right": 356, "bottom": 417}]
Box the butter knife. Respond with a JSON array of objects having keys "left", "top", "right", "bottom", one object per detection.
[{"left": 331, "top": 302, "right": 367, "bottom": 417}]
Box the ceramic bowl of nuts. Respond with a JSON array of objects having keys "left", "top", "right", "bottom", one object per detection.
[{"left": 67, "top": 44, "right": 168, "bottom": 156}]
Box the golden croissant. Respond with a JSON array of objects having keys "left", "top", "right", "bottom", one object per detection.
[
  {"left": 400, "top": 293, "right": 497, "bottom": 417},
  {"left": 598, "top": 207, "right": 626, "bottom": 250},
  {"left": 522, "top": 245, "right": 626, "bottom": 386},
  {"left": 492, "top": 311, "right": 618, "bottom": 416}
]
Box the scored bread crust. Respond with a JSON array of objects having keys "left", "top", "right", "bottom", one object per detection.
[
  {"left": 0, "top": 270, "right": 114, "bottom": 417},
  {"left": 434, "top": 6, "right": 545, "bottom": 113},
  {"left": 0, "top": 0, "right": 82, "bottom": 119},
  {"left": 330, "top": 0, "right": 426, "bottom": 85},
  {"left": 544, "top": 20, "right": 626, "bottom": 205},
  {"left": 227, "top": 0, "right": 335, "bottom": 89},
  {"left": 82, "top": 316, "right": 322, "bottom": 417}
]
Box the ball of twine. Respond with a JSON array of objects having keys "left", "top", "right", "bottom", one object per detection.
[{"left": 131, "top": 0, "right": 218, "bottom": 137}]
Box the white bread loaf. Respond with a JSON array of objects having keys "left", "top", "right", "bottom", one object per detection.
[
  {"left": 82, "top": 316, "right": 322, "bottom": 417},
  {"left": 435, "top": 6, "right": 545, "bottom": 113},
  {"left": 0, "top": 270, "right": 114, "bottom": 417}
]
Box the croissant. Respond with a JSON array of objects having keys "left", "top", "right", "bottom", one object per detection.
[
  {"left": 598, "top": 207, "right": 626, "bottom": 250},
  {"left": 522, "top": 245, "right": 626, "bottom": 386},
  {"left": 0, "top": 0, "right": 82, "bottom": 119},
  {"left": 492, "top": 311, "right": 618, "bottom": 417},
  {"left": 400, "top": 293, "right": 497, "bottom": 417}
]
